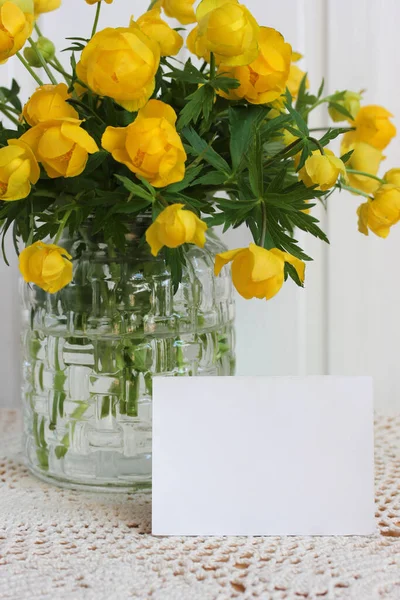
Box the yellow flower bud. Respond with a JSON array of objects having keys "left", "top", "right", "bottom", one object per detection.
[
  {"left": 137, "top": 9, "right": 183, "bottom": 57},
  {"left": 22, "top": 83, "right": 78, "bottom": 126},
  {"left": 191, "top": 0, "right": 260, "bottom": 67},
  {"left": 23, "top": 36, "right": 55, "bottom": 67},
  {"left": 341, "top": 131, "right": 383, "bottom": 195},
  {"left": 357, "top": 184, "right": 400, "bottom": 238},
  {"left": 102, "top": 99, "right": 187, "bottom": 188},
  {"left": 297, "top": 149, "right": 346, "bottom": 192},
  {"left": 0, "top": 1, "right": 33, "bottom": 64},
  {"left": 352, "top": 105, "right": 396, "bottom": 151},
  {"left": 21, "top": 118, "right": 99, "bottom": 179},
  {"left": 384, "top": 168, "right": 400, "bottom": 187},
  {"left": 153, "top": 0, "right": 196, "bottom": 25},
  {"left": 33, "top": 0, "right": 60, "bottom": 14},
  {"left": 0, "top": 139, "right": 39, "bottom": 201},
  {"left": 76, "top": 22, "right": 160, "bottom": 112},
  {"left": 19, "top": 241, "right": 73, "bottom": 293},
  {"left": 328, "top": 91, "right": 362, "bottom": 123},
  {"left": 146, "top": 204, "right": 208, "bottom": 257},
  {"left": 287, "top": 64, "right": 309, "bottom": 100},
  {"left": 214, "top": 244, "right": 305, "bottom": 301},
  {"left": 218, "top": 27, "right": 291, "bottom": 104}
]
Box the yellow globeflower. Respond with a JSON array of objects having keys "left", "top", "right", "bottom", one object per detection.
[
  {"left": 76, "top": 22, "right": 160, "bottom": 112},
  {"left": 22, "top": 83, "right": 79, "bottom": 127},
  {"left": 19, "top": 242, "right": 73, "bottom": 294},
  {"left": 33, "top": 0, "right": 60, "bottom": 14},
  {"left": 384, "top": 169, "right": 400, "bottom": 187},
  {"left": 218, "top": 27, "right": 292, "bottom": 104},
  {"left": 357, "top": 184, "right": 400, "bottom": 238},
  {"left": 190, "top": 0, "right": 260, "bottom": 67},
  {"left": 297, "top": 149, "right": 346, "bottom": 192},
  {"left": 154, "top": 0, "right": 196, "bottom": 25},
  {"left": 0, "top": 1, "right": 33, "bottom": 63},
  {"left": 21, "top": 118, "right": 98, "bottom": 179},
  {"left": 146, "top": 204, "right": 208, "bottom": 257},
  {"left": 352, "top": 105, "right": 396, "bottom": 151},
  {"left": 137, "top": 9, "right": 183, "bottom": 57},
  {"left": 0, "top": 139, "right": 39, "bottom": 201},
  {"left": 341, "top": 131, "right": 383, "bottom": 195},
  {"left": 328, "top": 91, "right": 362, "bottom": 123},
  {"left": 102, "top": 100, "right": 187, "bottom": 188},
  {"left": 215, "top": 244, "right": 305, "bottom": 301}
]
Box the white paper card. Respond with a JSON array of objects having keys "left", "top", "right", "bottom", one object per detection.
[{"left": 152, "top": 376, "right": 375, "bottom": 536}]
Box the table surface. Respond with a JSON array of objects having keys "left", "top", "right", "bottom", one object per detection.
[{"left": 1, "top": 410, "right": 400, "bottom": 600}]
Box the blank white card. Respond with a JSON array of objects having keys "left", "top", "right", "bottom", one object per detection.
[{"left": 152, "top": 376, "right": 375, "bottom": 536}]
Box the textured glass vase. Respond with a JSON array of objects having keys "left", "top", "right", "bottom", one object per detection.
[{"left": 21, "top": 219, "right": 235, "bottom": 491}]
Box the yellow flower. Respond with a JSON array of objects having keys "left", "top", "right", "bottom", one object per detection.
[
  {"left": 137, "top": 9, "right": 183, "bottom": 57},
  {"left": 146, "top": 204, "right": 208, "bottom": 257},
  {"left": 287, "top": 64, "right": 308, "bottom": 100},
  {"left": 33, "top": 0, "right": 60, "bottom": 14},
  {"left": 297, "top": 149, "right": 346, "bottom": 192},
  {"left": 384, "top": 168, "right": 400, "bottom": 187},
  {"left": 21, "top": 118, "right": 98, "bottom": 179},
  {"left": 76, "top": 22, "right": 160, "bottom": 112},
  {"left": 190, "top": 0, "right": 260, "bottom": 67},
  {"left": 328, "top": 91, "right": 362, "bottom": 123},
  {"left": 19, "top": 241, "right": 73, "bottom": 294},
  {"left": 214, "top": 244, "right": 305, "bottom": 301},
  {"left": 22, "top": 83, "right": 79, "bottom": 127},
  {"left": 341, "top": 131, "right": 383, "bottom": 194},
  {"left": 218, "top": 27, "right": 291, "bottom": 104},
  {"left": 357, "top": 184, "right": 400, "bottom": 238},
  {"left": 352, "top": 105, "right": 396, "bottom": 150},
  {"left": 153, "top": 0, "right": 196, "bottom": 24},
  {"left": 0, "top": 0, "right": 33, "bottom": 63},
  {"left": 102, "top": 99, "right": 187, "bottom": 188},
  {"left": 0, "top": 139, "right": 39, "bottom": 201}
]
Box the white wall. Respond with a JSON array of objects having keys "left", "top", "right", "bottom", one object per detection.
[{"left": 1, "top": 0, "right": 400, "bottom": 413}]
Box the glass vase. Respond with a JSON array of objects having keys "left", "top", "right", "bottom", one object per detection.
[{"left": 21, "top": 218, "right": 235, "bottom": 491}]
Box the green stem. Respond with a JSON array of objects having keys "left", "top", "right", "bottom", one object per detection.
[
  {"left": 28, "top": 38, "right": 58, "bottom": 85},
  {"left": 209, "top": 52, "right": 216, "bottom": 79},
  {"left": 339, "top": 183, "right": 373, "bottom": 199},
  {"left": 346, "top": 169, "right": 385, "bottom": 184},
  {"left": 260, "top": 201, "right": 267, "bottom": 247},
  {"left": 0, "top": 105, "right": 20, "bottom": 127},
  {"left": 16, "top": 52, "right": 45, "bottom": 86},
  {"left": 54, "top": 210, "right": 73, "bottom": 244},
  {"left": 48, "top": 61, "right": 71, "bottom": 84},
  {"left": 91, "top": 2, "right": 102, "bottom": 37},
  {"left": 34, "top": 22, "right": 43, "bottom": 37},
  {"left": 148, "top": 0, "right": 159, "bottom": 8},
  {"left": 308, "top": 137, "right": 325, "bottom": 155}
]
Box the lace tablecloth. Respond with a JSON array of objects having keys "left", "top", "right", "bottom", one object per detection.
[{"left": 1, "top": 410, "right": 400, "bottom": 600}]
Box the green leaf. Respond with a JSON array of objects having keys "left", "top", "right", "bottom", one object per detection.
[
  {"left": 210, "top": 75, "right": 240, "bottom": 93},
  {"left": 165, "top": 247, "right": 186, "bottom": 293},
  {"left": 340, "top": 149, "right": 354, "bottom": 164},
  {"left": 285, "top": 262, "right": 304, "bottom": 287},
  {"left": 327, "top": 101, "right": 354, "bottom": 121},
  {"left": 191, "top": 171, "right": 227, "bottom": 186},
  {"left": 83, "top": 151, "right": 108, "bottom": 176},
  {"left": 115, "top": 175, "right": 155, "bottom": 203},
  {"left": 164, "top": 59, "right": 206, "bottom": 85},
  {"left": 319, "top": 126, "right": 355, "bottom": 146},
  {"left": 182, "top": 127, "right": 232, "bottom": 175},
  {"left": 177, "top": 85, "right": 215, "bottom": 129},
  {"left": 285, "top": 89, "right": 309, "bottom": 136},
  {"left": 229, "top": 106, "right": 266, "bottom": 171}
]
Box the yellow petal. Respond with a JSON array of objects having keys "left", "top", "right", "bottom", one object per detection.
[{"left": 214, "top": 247, "right": 246, "bottom": 276}]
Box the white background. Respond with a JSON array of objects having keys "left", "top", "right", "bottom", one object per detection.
[{"left": 2, "top": 0, "right": 400, "bottom": 413}]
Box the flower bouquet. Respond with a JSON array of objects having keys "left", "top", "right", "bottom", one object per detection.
[{"left": 0, "top": 0, "right": 397, "bottom": 489}]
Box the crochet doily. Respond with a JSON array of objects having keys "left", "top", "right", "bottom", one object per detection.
[{"left": 1, "top": 410, "right": 400, "bottom": 600}]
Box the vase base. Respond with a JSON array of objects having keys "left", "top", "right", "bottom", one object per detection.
[{"left": 27, "top": 463, "right": 152, "bottom": 494}]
